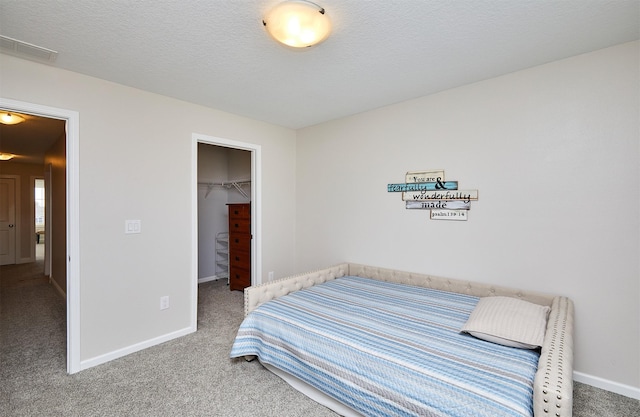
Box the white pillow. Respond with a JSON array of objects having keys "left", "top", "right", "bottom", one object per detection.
[{"left": 461, "top": 296, "right": 550, "bottom": 349}]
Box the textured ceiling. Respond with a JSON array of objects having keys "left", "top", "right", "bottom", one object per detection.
[{"left": 0, "top": 0, "right": 639, "bottom": 129}]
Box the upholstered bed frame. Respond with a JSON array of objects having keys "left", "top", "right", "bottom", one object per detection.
[{"left": 243, "top": 263, "right": 574, "bottom": 417}]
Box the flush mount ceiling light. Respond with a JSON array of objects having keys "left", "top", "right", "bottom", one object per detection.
[
  {"left": 0, "top": 111, "right": 25, "bottom": 125},
  {"left": 263, "top": 0, "right": 331, "bottom": 48},
  {"left": 0, "top": 153, "right": 16, "bottom": 161}
]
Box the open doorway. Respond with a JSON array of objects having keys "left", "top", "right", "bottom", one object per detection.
[
  {"left": 197, "top": 143, "right": 251, "bottom": 287},
  {"left": 34, "top": 178, "right": 45, "bottom": 262},
  {"left": 0, "top": 114, "right": 61, "bottom": 276},
  {"left": 191, "top": 133, "right": 262, "bottom": 329},
  {"left": 0, "top": 97, "right": 80, "bottom": 373}
]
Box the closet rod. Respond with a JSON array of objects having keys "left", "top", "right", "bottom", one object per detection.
[{"left": 199, "top": 180, "right": 251, "bottom": 199}]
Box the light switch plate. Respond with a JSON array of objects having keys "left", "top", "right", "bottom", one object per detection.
[{"left": 125, "top": 220, "right": 141, "bottom": 234}]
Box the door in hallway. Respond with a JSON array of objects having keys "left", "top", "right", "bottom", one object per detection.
[{"left": 0, "top": 178, "right": 16, "bottom": 265}]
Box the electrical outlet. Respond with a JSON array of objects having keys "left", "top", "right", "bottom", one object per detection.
[
  {"left": 160, "top": 296, "right": 169, "bottom": 310},
  {"left": 268, "top": 271, "right": 274, "bottom": 281}
]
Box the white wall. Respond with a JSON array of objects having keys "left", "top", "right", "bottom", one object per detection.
[
  {"left": 0, "top": 54, "right": 298, "bottom": 362},
  {"left": 296, "top": 42, "right": 639, "bottom": 392}
]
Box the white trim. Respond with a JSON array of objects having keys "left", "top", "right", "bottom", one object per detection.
[
  {"left": 191, "top": 133, "right": 262, "bottom": 331},
  {"left": 574, "top": 371, "right": 640, "bottom": 400},
  {"left": 26, "top": 175, "right": 46, "bottom": 264},
  {"left": 198, "top": 275, "right": 223, "bottom": 284},
  {"left": 50, "top": 275, "right": 66, "bottom": 300},
  {"left": 79, "top": 326, "right": 194, "bottom": 371},
  {"left": 44, "top": 164, "right": 52, "bottom": 277},
  {"left": 0, "top": 98, "right": 81, "bottom": 374},
  {"left": 28, "top": 175, "right": 38, "bottom": 263}
]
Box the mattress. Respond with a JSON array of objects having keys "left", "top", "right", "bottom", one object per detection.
[{"left": 230, "top": 276, "right": 541, "bottom": 417}]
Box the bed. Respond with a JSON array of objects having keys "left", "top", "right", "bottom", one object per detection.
[{"left": 230, "top": 263, "right": 574, "bottom": 417}]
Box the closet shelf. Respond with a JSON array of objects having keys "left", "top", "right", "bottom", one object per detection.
[
  {"left": 215, "top": 232, "right": 230, "bottom": 283},
  {"left": 199, "top": 180, "right": 251, "bottom": 199}
]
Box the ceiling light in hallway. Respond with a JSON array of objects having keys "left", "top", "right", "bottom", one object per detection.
[
  {"left": 263, "top": 1, "right": 331, "bottom": 48},
  {"left": 0, "top": 112, "right": 25, "bottom": 125}
]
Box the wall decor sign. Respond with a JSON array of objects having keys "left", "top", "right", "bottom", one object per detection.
[
  {"left": 406, "top": 170, "right": 444, "bottom": 183},
  {"left": 405, "top": 201, "right": 471, "bottom": 210},
  {"left": 387, "top": 182, "right": 459, "bottom": 192},
  {"left": 430, "top": 209, "right": 468, "bottom": 221},
  {"left": 388, "top": 170, "right": 478, "bottom": 221}
]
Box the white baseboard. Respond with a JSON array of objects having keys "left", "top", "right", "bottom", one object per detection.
[
  {"left": 79, "top": 325, "right": 196, "bottom": 371},
  {"left": 198, "top": 274, "right": 226, "bottom": 284},
  {"left": 574, "top": 371, "right": 640, "bottom": 400},
  {"left": 50, "top": 276, "right": 66, "bottom": 300}
]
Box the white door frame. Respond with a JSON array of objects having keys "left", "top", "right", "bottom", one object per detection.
[
  {"left": 44, "top": 165, "right": 53, "bottom": 276},
  {"left": 0, "top": 98, "right": 80, "bottom": 374},
  {"left": 191, "top": 133, "right": 262, "bottom": 329}
]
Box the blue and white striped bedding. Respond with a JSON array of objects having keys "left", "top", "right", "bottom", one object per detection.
[{"left": 230, "top": 276, "right": 540, "bottom": 417}]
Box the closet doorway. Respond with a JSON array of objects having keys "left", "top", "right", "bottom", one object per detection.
[
  {"left": 191, "top": 134, "right": 262, "bottom": 326},
  {"left": 197, "top": 143, "right": 251, "bottom": 285}
]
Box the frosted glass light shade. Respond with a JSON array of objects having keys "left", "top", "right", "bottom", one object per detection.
[
  {"left": 0, "top": 112, "right": 25, "bottom": 125},
  {"left": 263, "top": 1, "right": 331, "bottom": 48}
]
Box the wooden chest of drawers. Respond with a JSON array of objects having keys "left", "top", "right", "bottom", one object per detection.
[{"left": 227, "top": 203, "right": 251, "bottom": 291}]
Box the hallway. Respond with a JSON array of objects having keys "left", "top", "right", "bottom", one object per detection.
[
  {"left": 1, "top": 244, "right": 47, "bottom": 289},
  {"left": 0, "top": 245, "right": 67, "bottom": 400}
]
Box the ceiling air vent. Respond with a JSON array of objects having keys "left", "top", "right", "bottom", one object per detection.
[{"left": 0, "top": 35, "right": 58, "bottom": 63}]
